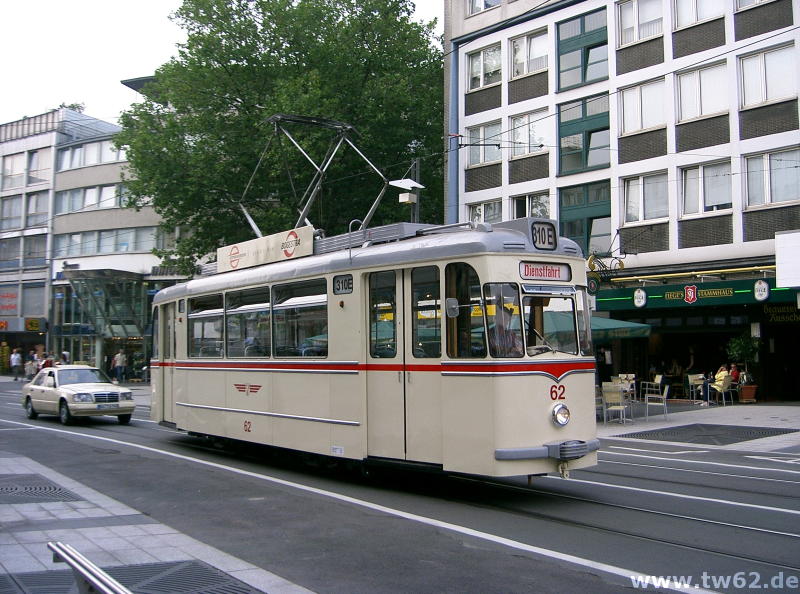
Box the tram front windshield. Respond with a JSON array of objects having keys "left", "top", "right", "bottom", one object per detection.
[{"left": 482, "top": 283, "right": 585, "bottom": 357}]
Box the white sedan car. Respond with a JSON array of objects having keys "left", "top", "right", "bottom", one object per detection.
[{"left": 22, "top": 365, "right": 135, "bottom": 425}]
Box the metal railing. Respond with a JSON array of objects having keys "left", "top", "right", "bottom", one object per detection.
[{"left": 48, "top": 541, "right": 132, "bottom": 594}]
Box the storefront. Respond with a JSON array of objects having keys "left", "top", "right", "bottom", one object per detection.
[
  {"left": 595, "top": 277, "right": 799, "bottom": 401},
  {"left": 49, "top": 270, "right": 175, "bottom": 379}
]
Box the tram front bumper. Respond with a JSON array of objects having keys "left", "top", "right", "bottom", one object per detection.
[{"left": 494, "top": 439, "right": 600, "bottom": 462}]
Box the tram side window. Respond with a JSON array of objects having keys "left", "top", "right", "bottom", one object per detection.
[
  {"left": 188, "top": 294, "right": 223, "bottom": 357},
  {"left": 272, "top": 279, "right": 327, "bottom": 357},
  {"left": 369, "top": 271, "right": 396, "bottom": 358},
  {"left": 152, "top": 307, "right": 159, "bottom": 360},
  {"left": 445, "top": 263, "right": 486, "bottom": 358},
  {"left": 226, "top": 287, "right": 270, "bottom": 358},
  {"left": 483, "top": 283, "right": 524, "bottom": 358},
  {"left": 412, "top": 266, "right": 441, "bottom": 358}
]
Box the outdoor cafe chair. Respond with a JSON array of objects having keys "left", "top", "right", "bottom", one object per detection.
[
  {"left": 709, "top": 375, "right": 735, "bottom": 406},
  {"left": 645, "top": 384, "right": 669, "bottom": 421},
  {"left": 640, "top": 374, "right": 662, "bottom": 399},
  {"left": 602, "top": 381, "right": 631, "bottom": 424}
]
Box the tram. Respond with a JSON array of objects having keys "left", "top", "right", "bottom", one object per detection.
[{"left": 150, "top": 218, "right": 599, "bottom": 478}]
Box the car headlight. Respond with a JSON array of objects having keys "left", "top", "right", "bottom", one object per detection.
[
  {"left": 120, "top": 392, "right": 133, "bottom": 401},
  {"left": 552, "top": 403, "right": 570, "bottom": 426},
  {"left": 72, "top": 393, "right": 94, "bottom": 403}
]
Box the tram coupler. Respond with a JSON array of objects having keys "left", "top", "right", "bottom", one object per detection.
[{"left": 558, "top": 462, "right": 570, "bottom": 479}]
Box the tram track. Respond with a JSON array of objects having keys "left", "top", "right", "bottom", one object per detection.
[
  {"left": 2, "top": 408, "right": 799, "bottom": 589},
  {"left": 443, "top": 474, "right": 800, "bottom": 572}
]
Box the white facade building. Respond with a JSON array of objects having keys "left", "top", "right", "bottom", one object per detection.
[{"left": 445, "top": 0, "right": 799, "bottom": 398}]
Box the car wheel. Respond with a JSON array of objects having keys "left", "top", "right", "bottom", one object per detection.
[
  {"left": 117, "top": 414, "right": 132, "bottom": 425},
  {"left": 59, "top": 401, "right": 74, "bottom": 425},
  {"left": 24, "top": 397, "right": 38, "bottom": 420}
]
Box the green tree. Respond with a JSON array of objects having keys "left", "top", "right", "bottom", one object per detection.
[{"left": 117, "top": 0, "right": 443, "bottom": 273}]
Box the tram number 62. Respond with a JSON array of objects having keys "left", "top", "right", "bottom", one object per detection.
[
  {"left": 243, "top": 420, "right": 252, "bottom": 433},
  {"left": 549, "top": 385, "right": 566, "bottom": 400}
]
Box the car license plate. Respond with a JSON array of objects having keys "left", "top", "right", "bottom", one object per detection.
[{"left": 97, "top": 404, "right": 115, "bottom": 410}]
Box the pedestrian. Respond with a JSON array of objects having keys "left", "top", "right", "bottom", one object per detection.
[
  {"left": 61, "top": 350, "right": 70, "bottom": 364},
  {"left": 10, "top": 348, "right": 22, "bottom": 381},
  {"left": 24, "top": 357, "right": 37, "bottom": 381},
  {"left": 113, "top": 350, "right": 127, "bottom": 383}
]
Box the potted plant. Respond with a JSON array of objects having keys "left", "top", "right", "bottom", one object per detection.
[{"left": 726, "top": 333, "right": 760, "bottom": 403}]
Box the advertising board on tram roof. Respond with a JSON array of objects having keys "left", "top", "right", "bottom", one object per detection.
[{"left": 216, "top": 226, "right": 314, "bottom": 273}]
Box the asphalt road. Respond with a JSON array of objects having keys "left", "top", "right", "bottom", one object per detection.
[{"left": 2, "top": 379, "right": 799, "bottom": 593}]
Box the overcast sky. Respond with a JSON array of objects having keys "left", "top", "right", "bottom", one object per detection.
[{"left": 0, "top": 1, "right": 443, "bottom": 126}]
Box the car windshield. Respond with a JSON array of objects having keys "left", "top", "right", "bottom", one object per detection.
[{"left": 58, "top": 368, "right": 111, "bottom": 385}]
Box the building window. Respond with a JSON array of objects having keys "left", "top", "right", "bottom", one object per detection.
[
  {"left": 618, "top": 0, "right": 662, "bottom": 46},
  {"left": 737, "top": 0, "right": 773, "bottom": 7},
  {"left": 746, "top": 148, "right": 800, "bottom": 206},
  {"left": 467, "top": 122, "right": 501, "bottom": 165},
  {"left": 559, "top": 94, "right": 610, "bottom": 174},
  {"left": 675, "top": 0, "right": 724, "bottom": 28},
  {"left": 27, "top": 149, "right": 51, "bottom": 185},
  {"left": 468, "top": 0, "right": 500, "bottom": 15},
  {"left": 56, "top": 141, "right": 125, "bottom": 171},
  {"left": 26, "top": 192, "right": 49, "bottom": 226},
  {"left": 0, "top": 237, "right": 21, "bottom": 270},
  {"left": 468, "top": 44, "right": 501, "bottom": 90},
  {"left": 0, "top": 195, "right": 22, "bottom": 230},
  {"left": 557, "top": 8, "right": 607, "bottom": 90},
  {"left": 21, "top": 284, "right": 45, "bottom": 316},
  {"left": 23, "top": 235, "right": 47, "bottom": 268},
  {"left": 2, "top": 153, "right": 25, "bottom": 190},
  {"left": 513, "top": 193, "right": 549, "bottom": 219},
  {"left": 677, "top": 63, "right": 727, "bottom": 121},
  {"left": 511, "top": 30, "right": 548, "bottom": 78},
  {"left": 620, "top": 79, "right": 665, "bottom": 134},
  {"left": 740, "top": 45, "right": 796, "bottom": 109},
  {"left": 682, "top": 162, "right": 731, "bottom": 214},
  {"left": 55, "top": 184, "right": 122, "bottom": 214},
  {"left": 624, "top": 172, "right": 668, "bottom": 222},
  {"left": 559, "top": 181, "right": 611, "bottom": 255},
  {"left": 469, "top": 200, "right": 502, "bottom": 223},
  {"left": 510, "top": 110, "right": 549, "bottom": 157}
]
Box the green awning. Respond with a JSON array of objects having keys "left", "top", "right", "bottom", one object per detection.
[
  {"left": 590, "top": 316, "right": 650, "bottom": 341},
  {"left": 542, "top": 312, "right": 650, "bottom": 343}
]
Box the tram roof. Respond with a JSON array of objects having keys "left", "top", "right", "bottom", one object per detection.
[{"left": 153, "top": 220, "right": 583, "bottom": 305}]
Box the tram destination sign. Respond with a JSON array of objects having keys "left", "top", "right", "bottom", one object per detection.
[
  {"left": 217, "top": 227, "right": 314, "bottom": 273},
  {"left": 519, "top": 261, "right": 571, "bottom": 282}
]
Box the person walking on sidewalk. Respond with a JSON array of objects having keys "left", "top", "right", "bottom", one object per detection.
[
  {"left": 113, "top": 350, "right": 127, "bottom": 383},
  {"left": 10, "top": 348, "right": 22, "bottom": 381}
]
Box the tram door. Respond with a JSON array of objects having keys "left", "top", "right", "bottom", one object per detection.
[
  {"left": 158, "top": 303, "right": 176, "bottom": 424},
  {"left": 366, "top": 267, "right": 442, "bottom": 463}
]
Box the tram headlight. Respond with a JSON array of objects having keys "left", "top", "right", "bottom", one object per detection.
[{"left": 551, "top": 403, "right": 570, "bottom": 426}]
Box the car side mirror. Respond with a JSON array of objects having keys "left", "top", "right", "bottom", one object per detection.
[
  {"left": 45, "top": 377, "right": 55, "bottom": 388},
  {"left": 445, "top": 298, "right": 460, "bottom": 319}
]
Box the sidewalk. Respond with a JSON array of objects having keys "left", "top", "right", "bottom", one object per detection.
[
  {"left": 597, "top": 400, "right": 800, "bottom": 453},
  {"left": 1, "top": 380, "right": 313, "bottom": 594}
]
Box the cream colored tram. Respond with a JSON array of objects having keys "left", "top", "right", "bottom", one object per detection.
[{"left": 150, "top": 218, "right": 599, "bottom": 477}]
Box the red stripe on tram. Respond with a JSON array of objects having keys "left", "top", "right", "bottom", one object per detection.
[{"left": 150, "top": 359, "right": 596, "bottom": 377}]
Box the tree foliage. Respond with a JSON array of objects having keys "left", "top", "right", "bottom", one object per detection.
[{"left": 117, "top": 0, "right": 443, "bottom": 272}]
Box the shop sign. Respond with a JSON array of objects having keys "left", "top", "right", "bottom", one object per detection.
[
  {"left": 24, "top": 318, "right": 47, "bottom": 332},
  {"left": 0, "top": 289, "right": 17, "bottom": 315},
  {"left": 596, "top": 278, "right": 793, "bottom": 311},
  {"left": 764, "top": 304, "right": 800, "bottom": 323},
  {"left": 0, "top": 320, "right": 7, "bottom": 330}
]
